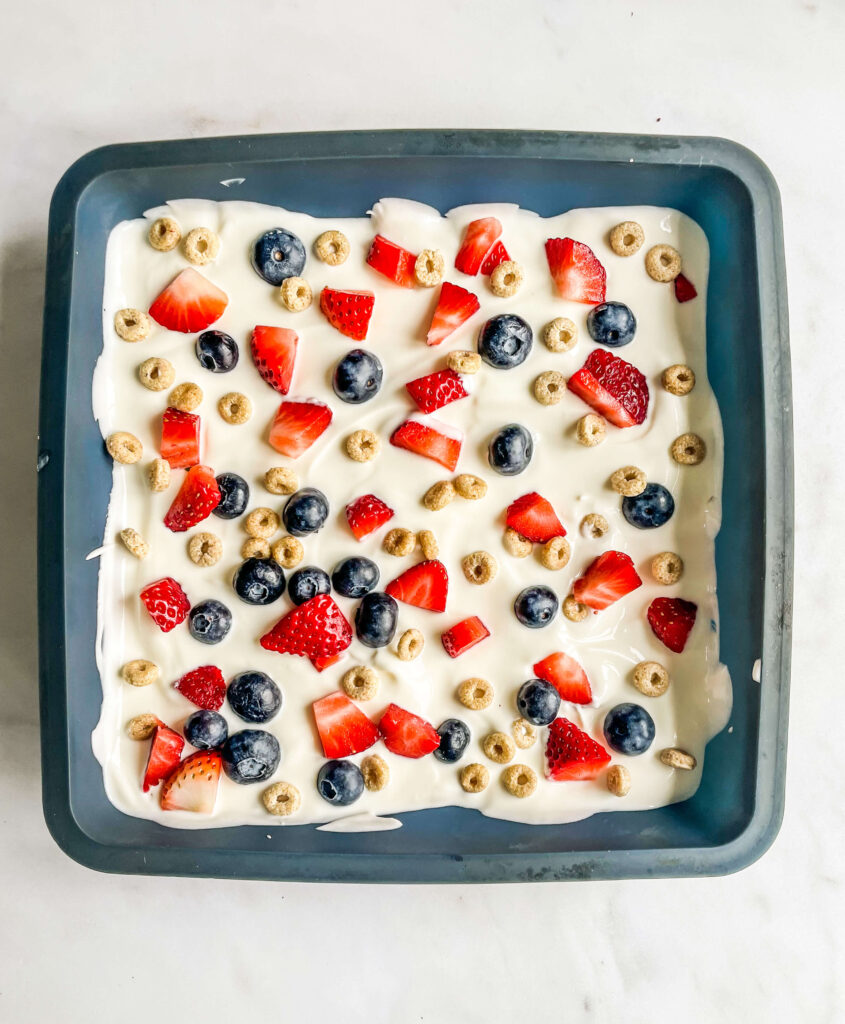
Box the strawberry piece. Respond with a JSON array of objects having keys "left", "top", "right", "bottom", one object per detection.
[
  {"left": 567, "top": 349, "right": 650, "bottom": 428},
  {"left": 142, "top": 725, "right": 184, "bottom": 792},
  {"left": 544, "top": 238, "right": 606, "bottom": 305},
  {"left": 251, "top": 325, "right": 298, "bottom": 395},
  {"left": 320, "top": 287, "right": 375, "bottom": 341},
  {"left": 148, "top": 268, "right": 228, "bottom": 333},
  {"left": 311, "top": 652, "right": 346, "bottom": 673},
  {"left": 160, "top": 407, "right": 201, "bottom": 470},
  {"left": 647, "top": 597, "right": 697, "bottom": 653},
  {"left": 390, "top": 416, "right": 462, "bottom": 471},
  {"left": 455, "top": 217, "right": 502, "bottom": 275},
  {"left": 268, "top": 399, "right": 332, "bottom": 458},
  {"left": 505, "top": 492, "right": 566, "bottom": 544},
  {"left": 173, "top": 665, "right": 226, "bottom": 710},
  {"left": 260, "top": 594, "right": 353, "bottom": 659},
  {"left": 480, "top": 240, "right": 510, "bottom": 275},
  {"left": 385, "top": 559, "right": 448, "bottom": 613},
  {"left": 366, "top": 234, "right": 417, "bottom": 288},
  {"left": 378, "top": 703, "right": 440, "bottom": 758},
  {"left": 674, "top": 273, "right": 698, "bottom": 303},
  {"left": 425, "top": 282, "right": 480, "bottom": 346},
  {"left": 345, "top": 493, "right": 395, "bottom": 541},
  {"left": 533, "top": 652, "right": 592, "bottom": 705},
  {"left": 545, "top": 718, "right": 611, "bottom": 781},
  {"left": 139, "top": 577, "right": 190, "bottom": 633},
  {"left": 163, "top": 464, "right": 221, "bottom": 532},
  {"left": 160, "top": 750, "right": 222, "bottom": 813},
  {"left": 312, "top": 691, "right": 379, "bottom": 758},
  {"left": 441, "top": 616, "right": 490, "bottom": 658},
  {"left": 572, "top": 550, "right": 643, "bottom": 611},
  {"left": 405, "top": 369, "right": 469, "bottom": 414}
]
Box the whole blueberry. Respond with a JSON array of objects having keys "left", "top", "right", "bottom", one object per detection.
[
  {"left": 288, "top": 565, "right": 331, "bottom": 606},
  {"left": 478, "top": 314, "right": 533, "bottom": 369},
  {"left": 184, "top": 709, "right": 228, "bottom": 750},
  {"left": 213, "top": 472, "right": 249, "bottom": 520},
  {"left": 251, "top": 227, "right": 306, "bottom": 285},
  {"left": 434, "top": 719, "right": 471, "bottom": 763},
  {"left": 332, "top": 556, "right": 380, "bottom": 598},
  {"left": 283, "top": 487, "right": 329, "bottom": 537},
  {"left": 221, "top": 729, "right": 281, "bottom": 784},
  {"left": 603, "top": 703, "right": 655, "bottom": 755},
  {"left": 516, "top": 678, "right": 561, "bottom": 726},
  {"left": 317, "top": 759, "right": 364, "bottom": 806},
  {"left": 586, "top": 301, "right": 637, "bottom": 347},
  {"left": 355, "top": 591, "right": 398, "bottom": 648},
  {"left": 488, "top": 423, "right": 534, "bottom": 476},
  {"left": 233, "top": 557, "right": 286, "bottom": 605},
  {"left": 227, "top": 671, "right": 282, "bottom": 724},
  {"left": 188, "top": 599, "right": 232, "bottom": 645},
  {"left": 622, "top": 482, "right": 675, "bottom": 529},
  {"left": 332, "top": 349, "right": 383, "bottom": 404},
  {"left": 514, "top": 585, "right": 559, "bottom": 628},
  {"left": 195, "top": 330, "right": 239, "bottom": 372}
]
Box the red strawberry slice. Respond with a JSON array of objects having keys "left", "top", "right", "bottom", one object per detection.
[
  {"left": 345, "top": 493, "right": 395, "bottom": 541},
  {"left": 405, "top": 369, "right": 469, "bottom": 414},
  {"left": 425, "top": 282, "right": 480, "bottom": 346},
  {"left": 385, "top": 559, "right": 449, "bottom": 613},
  {"left": 160, "top": 750, "right": 222, "bottom": 813},
  {"left": 160, "top": 407, "right": 201, "bottom": 470},
  {"left": 390, "top": 416, "right": 462, "bottom": 471},
  {"left": 378, "top": 703, "right": 440, "bottom": 758},
  {"left": 312, "top": 691, "right": 379, "bottom": 758},
  {"left": 567, "top": 349, "right": 649, "bottom": 428},
  {"left": 251, "top": 325, "right": 298, "bottom": 395},
  {"left": 320, "top": 287, "right": 375, "bottom": 341},
  {"left": 268, "top": 399, "right": 332, "bottom": 458},
  {"left": 647, "top": 597, "right": 697, "bottom": 653},
  {"left": 455, "top": 217, "right": 502, "bottom": 275},
  {"left": 674, "top": 273, "right": 698, "bottom": 303},
  {"left": 163, "top": 464, "right": 221, "bottom": 532},
  {"left": 366, "top": 234, "right": 417, "bottom": 288},
  {"left": 148, "top": 268, "right": 228, "bottom": 333},
  {"left": 260, "top": 594, "right": 353, "bottom": 659},
  {"left": 441, "top": 616, "right": 490, "bottom": 658},
  {"left": 505, "top": 492, "right": 566, "bottom": 544},
  {"left": 142, "top": 725, "right": 184, "bottom": 792},
  {"left": 139, "top": 577, "right": 190, "bottom": 632},
  {"left": 173, "top": 665, "right": 226, "bottom": 710},
  {"left": 572, "top": 550, "right": 642, "bottom": 611},
  {"left": 533, "top": 652, "right": 592, "bottom": 704},
  {"left": 310, "top": 652, "right": 346, "bottom": 673},
  {"left": 480, "top": 240, "right": 510, "bottom": 275},
  {"left": 545, "top": 718, "right": 611, "bottom": 781},
  {"left": 545, "top": 238, "right": 606, "bottom": 304}
]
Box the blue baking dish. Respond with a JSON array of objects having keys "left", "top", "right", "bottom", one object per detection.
[{"left": 38, "top": 130, "right": 791, "bottom": 882}]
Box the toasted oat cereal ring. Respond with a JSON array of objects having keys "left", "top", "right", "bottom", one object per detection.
[
  {"left": 632, "top": 661, "right": 670, "bottom": 697},
  {"left": 218, "top": 391, "right": 252, "bottom": 424},
  {"left": 114, "top": 308, "right": 153, "bottom": 343},
  {"left": 540, "top": 536, "right": 571, "bottom": 571},
  {"left": 383, "top": 528, "right": 416, "bottom": 557},
  {"left": 651, "top": 551, "right": 684, "bottom": 585},
  {"left": 138, "top": 357, "right": 175, "bottom": 392},
  {"left": 341, "top": 665, "right": 378, "bottom": 701},
  {"left": 533, "top": 370, "right": 566, "bottom": 406},
  {"left": 671, "top": 432, "right": 706, "bottom": 465},
  {"left": 543, "top": 316, "right": 578, "bottom": 353},
  {"left": 423, "top": 480, "right": 455, "bottom": 511},
  {"left": 511, "top": 718, "right": 537, "bottom": 750},
  {"left": 264, "top": 466, "right": 298, "bottom": 495},
  {"left": 397, "top": 628, "right": 424, "bottom": 662},
  {"left": 146, "top": 458, "right": 171, "bottom": 492},
  {"left": 148, "top": 216, "right": 181, "bottom": 252},
  {"left": 418, "top": 529, "right": 439, "bottom": 560},
  {"left": 482, "top": 731, "right": 515, "bottom": 765},
  {"left": 346, "top": 429, "right": 380, "bottom": 462},
  {"left": 169, "top": 381, "right": 203, "bottom": 412},
  {"left": 106, "top": 431, "right": 143, "bottom": 464},
  {"left": 121, "top": 659, "right": 160, "bottom": 688},
  {"left": 414, "top": 248, "right": 445, "bottom": 287},
  {"left": 453, "top": 474, "right": 487, "bottom": 500},
  {"left": 503, "top": 527, "right": 532, "bottom": 558},
  {"left": 607, "top": 764, "right": 631, "bottom": 796},
  {"left": 271, "top": 535, "right": 304, "bottom": 569},
  {"left": 314, "top": 229, "right": 350, "bottom": 266},
  {"left": 280, "top": 276, "right": 313, "bottom": 312},
  {"left": 446, "top": 350, "right": 482, "bottom": 374},
  {"left": 459, "top": 763, "right": 490, "bottom": 794},
  {"left": 490, "top": 259, "right": 524, "bottom": 298},
  {"left": 645, "top": 244, "right": 682, "bottom": 283},
  {"left": 457, "top": 677, "right": 494, "bottom": 711},
  {"left": 183, "top": 226, "right": 220, "bottom": 266},
  {"left": 662, "top": 363, "right": 696, "bottom": 396},
  {"left": 563, "top": 594, "right": 589, "bottom": 622},
  {"left": 610, "top": 465, "right": 648, "bottom": 497},
  {"left": 609, "top": 221, "right": 645, "bottom": 257},
  {"left": 119, "top": 528, "right": 150, "bottom": 560},
  {"left": 362, "top": 754, "right": 390, "bottom": 792},
  {"left": 188, "top": 531, "right": 222, "bottom": 567},
  {"left": 245, "top": 507, "right": 280, "bottom": 539},
  {"left": 580, "top": 513, "right": 609, "bottom": 540},
  {"left": 462, "top": 550, "right": 497, "bottom": 585},
  {"left": 576, "top": 413, "right": 606, "bottom": 447},
  {"left": 262, "top": 781, "right": 302, "bottom": 816},
  {"left": 502, "top": 763, "right": 537, "bottom": 798},
  {"left": 660, "top": 748, "right": 697, "bottom": 770},
  {"left": 242, "top": 537, "right": 271, "bottom": 559},
  {"left": 126, "top": 713, "right": 160, "bottom": 741}
]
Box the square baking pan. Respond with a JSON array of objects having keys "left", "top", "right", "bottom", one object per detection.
[{"left": 38, "top": 130, "right": 792, "bottom": 882}]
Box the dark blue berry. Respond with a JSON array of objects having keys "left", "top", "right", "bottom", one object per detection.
[
  {"left": 434, "top": 719, "right": 471, "bottom": 763},
  {"left": 213, "top": 472, "right": 249, "bottom": 520},
  {"left": 355, "top": 591, "right": 398, "bottom": 648},
  {"left": 195, "top": 330, "right": 239, "bottom": 372},
  {"left": 514, "top": 585, "right": 559, "bottom": 628},
  {"left": 488, "top": 423, "right": 533, "bottom": 476},
  {"left": 288, "top": 565, "right": 331, "bottom": 606},
  {"left": 227, "top": 671, "right": 282, "bottom": 724},
  {"left": 317, "top": 759, "right": 364, "bottom": 806},
  {"left": 622, "top": 482, "right": 675, "bottom": 529},
  {"left": 516, "top": 678, "right": 561, "bottom": 726},
  {"left": 188, "top": 599, "right": 232, "bottom": 645},
  {"left": 221, "top": 729, "right": 281, "bottom": 784},
  {"left": 586, "top": 301, "right": 637, "bottom": 347},
  {"left": 232, "top": 557, "right": 285, "bottom": 605},
  {"left": 332, "top": 349, "right": 383, "bottom": 404},
  {"left": 251, "top": 227, "right": 306, "bottom": 285},
  {"left": 603, "top": 703, "right": 655, "bottom": 755},
  {"left": 184, "top": 709, "right": 228, "bottom": 750},
  {"left": 332, "top": 556, "right": 380, "bottom": 598},
  {"left": 283, "top": 487, "right": 329, "bottom": 537},
  {"left": 478, "top": 314, "right": 533, "bottom": 369}
]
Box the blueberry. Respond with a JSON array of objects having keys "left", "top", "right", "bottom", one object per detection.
[
  {"left": 622, "top": 482, "right": 675, "bottom": 529},
  {"left": 488, "top": 423, "right": 533, "bottom": 476},
  {"left": 434, "top": 719, "right": 471, "bottom": 763},
  {"left": 317, "top": 759, "right": 364, "bottom": 806},
  {"left": 213, "top": 472, "right": 249, "bottom": 520},
  {"left": 283, "top": 487, "right": 329, "bottom": 537},
  {"left": 516, "top": 679, "right": 561, "bottom": 726},
  {"left": 478, "top": 314, "right": 533, "bottom": 369},
  {"left": 232, "top": 557, "right": 286, "bottom": 605},
  {"left": 332, "top": 556, "right": 380, "bottom": 598},
  {"left": 184, "top": 709, "right": 228, "bottom": 750},
  {"left": 332, "top": 349, "right": 383, "bottom": 404},
  {"left": 355, "top": 591, "right": 398, "bottom": 648},
  {"left": 586, "top": 301, "right": 637, "bottom": 347},
  {"left": 514, "top": 585, "right": 559, "bottom": 628},
  {"left": 251, "top": 227, "right": 306, "bottom": 285},
  {"left": 221, "top": 729, "right": 281, "bottom": 784},
  {"left": 227, "top": 671, "right": 282, "bottom": 724},
  {"left": 195, "top": 330, "right": 239, "bottom": 372},
  {"left": 188, "top": 599, "right": 232, "bottom": 645},
  {"left": 603, "top": 703, "right": 655, "bottom": 755},
  {"left": 288, "top": 565, "right": 331, "bottom": 606}
]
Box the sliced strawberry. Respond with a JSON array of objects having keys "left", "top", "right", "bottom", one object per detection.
[
  {"left": 544, "top": 238, "right": 606, "bottom": 305},
  {"left": 533, "top": 652, "right": 592, "bottom": 704},
  {"left": 545, "top": 718, "right": 611, "bottom": 781},
  {"left": 572, "top": 550, "right": 643, "bottom": 611},
  {"left": 567, "top": 349, "right": 650, "bottom": 428},
  {"left": 160, "top": 407, "right": 201, "bottom": 470},
  {"left": 405, "top": 369, "right": 469, "bottom": 414},
  {"left": 163, "top": 464, "right": 221, "bottom": 532},
  {"left": 312, "top": 691, "right": 379, "bottom": 758},
  {"left": 441, "top": 616, "right": 490, "bottom": 658},
  {"left": 173, "top": 665, "right": 226, "bottom": 710},
  {"left": 142, "top": 725, "right": 184, "bottom": 792},
  {"left": 366, "top": 234, "right": 417, "bottom": 287},
  {"left": 320, "top": 287, "right": 375, "bottom": 341},
  {"left": 139, "top": 577, "right": 190, "bottom": 633},
  {"left": 311, "top": 652, "right": 346, "bottom": 673},
  {"left": 268, "top": 399, "right": 332, "bottom": 458},
  {"left": 425, "top": 282, "right": 480, "bottom": 346},
  {"left": 260, "top": 594, "right": 353, "bottom": 659},
  {"left": 160, "top": 750, "right": 222, "bottom": 813},
  {"left": 251, "top": 325, "right": 298, "bottom": 395},
  {"left": 385, "top": 559, "right": 448, "bottom": 613},
  {"left": 480, "top": 240, "right": 510, "bottom": 275},
  {"left": 647, "top": 597, "right": 697, "bottom": 653},
  {"left": 378, "top": 703, "right": 439, "bottom": 758},
  {"left": 148, "top": 268, "right": 228, "bottom": 333},
  {"left": 390, "top": 415, "right": 462, "bottom": 471},
  {"left": 455, "top": 217, "right": 502, "bottom": 275},
  {"left": 505, "top": 492, "right": 566, "bottom": 544},
  {"left": 674, "top": 273, "right": 698, "bottom": 303},
  {"left": 345, "top": 493, "right": 395, "bottom": 541}
]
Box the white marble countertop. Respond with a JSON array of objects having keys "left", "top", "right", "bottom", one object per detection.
[{"left": 0, "top": 0, "right": 840, "bottom": 1020}]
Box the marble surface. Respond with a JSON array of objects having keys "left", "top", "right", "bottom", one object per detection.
[{"left": 0, "top": 0, "right": 840, "bottom": 1020}]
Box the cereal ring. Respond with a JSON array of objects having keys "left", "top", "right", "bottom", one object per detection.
[
  {"left": 218, "top": 392, "right": 252, "bottom": 424},
  {"left": 662, "top": 364, "right": 696, "bottom": 396},
  {"left": 346, "top": 429, "right": 380, "bottom": 462},
  {"left": 607, "top": 764, "right": 631, "bottom": 796},
  {"left": 543, "top": 316, "right": 577, "bottom": 353},
  {"left": 314, "top": 229, "right": 350, "bottom": 266},
  {"left": 106, "top": 431, "right": 143, "bottom": 464},
  {"left": 576, "top": 414, "right": 606, "bottom": 447},
  {"left": 540, "top": 536, "right": 571, "bottom": 570},
  {"left": 563, "top": 594, "right": 589, "bottom": 622},
  {"left": 462, "top": 550, "right": 497, "bottom": 585},
  {"left": 503, "top": 527, "right": 532, "bottom": 558},
  {"left": 490, "top": 259, "right": 524, "bottom": 298},
  {"left": 262, "top": 781, "right": 302, "bottom": 816},
  {"left": 446, "top": 350, "right": 481, "bottom": 374},
  {"left": 245, "top": 507, "right": 280, "bottom": 539},
  {"left": 418, "top": 529, "right": 439, "bottom": 559},
  {"left": 609, "top": 221, "right": 645, "bottom": 257},
  {"left": 188, "top": 532, "right": 222, "bottom": 567},
  {"left": 671, "top": 433, "right": 706, "bottom": 465},
  {"left": 241, "top": 537, "right": 271, "bottom": 559},
  {"left": 183, "top": 226, "right": 220, "bottom": 266},
  {"left": 610, "top": 465, "right": 648, "bottom": 497},
  {"left": 632, "top": 661, "right": 670, "bottom": 697},
  {"left": 146, "top": 458, "right": 171, "bottom": 492},
  {"left": 459, "top": 763, "right": 490, "bottom": 794},
  {"left": 660, "top": 748, "right": 697, "bottom": 770},
  {"left": 453, "top": 474, "right": 487, "bottom": 500},
  {"left": 651, "top": 551, "right": 684, "bottom": 585},
  {"left": 482, "top": 731, "right": 515, "bottom": 765},
  {"left": 397, "top": 628, "right": 425, "bottom": 661},
  {"left": 361, "top": 754, "right": 390, "bottom": 792},
  {"left": 502, "top": 763, "right": 537, "bottom": 798},
  {"left": 271, "top": 535, "right": 304, "bottom": 569},
  {"left": 383, "top": 528, "right": 416, "bottom": 557},
  {"left": 457, "top": 678, "right": 493, "bottom": 711},
  {"left": 148, "top": 216, "right": 181, "bottom": 251},
  {"left": 280, "top": 276, "right": 313, "bottom": 312},
  {"left": 264, "top": 467, "right": 298, "bottom": 495},
  {"left": 580, "top": 513, "right": 609, "bottom": 540},
  {"left": 533, "top": 370, "right": 566, "bottom": 406},
  {"left": 169, "top": 381, "right": 203, "bottom": 412},
  {"left": 341, "top": 665, "right": 379, "bottom": 701},
  {"left": 414, "top": 249, "right": 445, "bottom": 287},
  {"left": 138, "top": 357, "right": 174, "bottom": 392},
  {"left": 645, "top": 244, "right": 682, "bottom": 283},
  {"left": 511, "top": 718, "right": 537, "bottom": 749},
  {"left": 119, "top": 527, "right": 149, "bottom": 560},
  {"left": 126, "top": 713, "right": 160, "bottom": 740},
  {"left": 121, "top": 659, "right": 160, "bottom": 688},
  {"left": 423, "top": 480, "right": 455, "bottom": 511},
  {"left": 114, "top": 308, "right": 153, "bottom": 343}
]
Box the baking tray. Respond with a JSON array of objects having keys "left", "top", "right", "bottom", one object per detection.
[{"left": 38, "top": 130, "right": 792, "bottom": 882}]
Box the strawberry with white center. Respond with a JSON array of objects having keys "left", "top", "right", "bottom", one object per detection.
[
  {"left": 173, "top": 665, "right": 226, "bottom": 710},
  {"left": 647, "top": 597, "right": 697, "bottom": 653},
  {"left": 455, "top": 217, "right": 503, "bottom": 275},
  {"left": 139, "top": 577, "right": 190, "bottom": 633},
  {"left": 572, "top": 550, "right": 643, "bottom": 611},
  {"left": 441, "top": 616, "right": 490, "bottom": 658},
  {"left": 405, "top": 369, "right": 469, "bottom": 414},
  {"left": 320, "top": 287, "right": 375, "bottom": 340},
  {"left": 345, "top": 493, "right": 395, "bottom": 541},
  {"left": 545, "top": 718, "right": 611, "bottom": 781},
  {"left": 268, "top": 398, "right": 333, "bottom": 458},
  {"left": 148, "top": 268, "right": 228, "bottom": 333},
  {"left": 312, "top": 691, "right": 379, "bottom": 758},
  {"left": 505, "top": 492, "right": 566, "bottom": 544},
  {"left": 425, "top": 281, "right": 480, "bottom": 346},
  {"left": 390, "top": 415, "right": 463, "bottom": 472},
  {"left": 260, "top": 594, "right": 353, "bottom": 660},
  {"left": 544, "top": 237, "right": 606, "bottom": 304},
  {"left": 366, "top": 234, "right": 417, "bottom": 287},
  {"left": 567, "top": 349, "right": 650, "bottom": 428},
  {"left": 378, "top": 704, "right": 440, "bottom": 758},
  {"left": 160, "top": 751, "right": 222, "bottom": 813},
  {"left": 385, "top": 559, "right": 448, "bottom": 613},
  {"left": 251, "top": 325, "right": 298, "bottom": 395},
  {"left": 533, "top": 652, "right": 593, "bottom": 704},
  {"left": 160, "top": 407, "right": 201, "bottom": 470},
  {"left": 163, "top": 464, "right": 221, "bottom": 532},
  {"left": 142, "top": 725, "right": 184, "bottom": 792}
]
